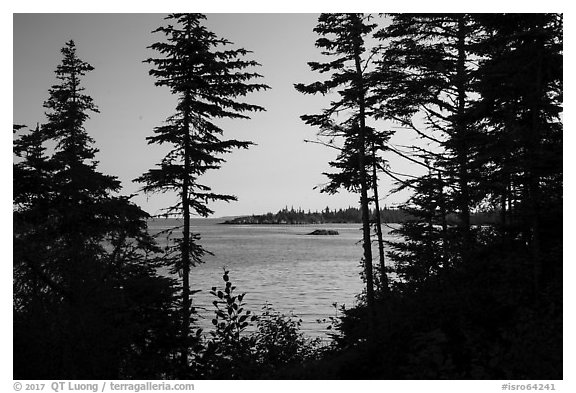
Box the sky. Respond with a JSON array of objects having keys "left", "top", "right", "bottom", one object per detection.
[{"left": 13, "top": 13, "right": 424, "bottom": 218}]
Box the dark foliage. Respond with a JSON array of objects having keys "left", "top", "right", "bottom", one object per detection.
[
  {"left": 134, "top": 13, "right": 269, "bottom": 372},
  {"left": 288, "top": 13, "right": 562, "bottom": 380},
  {"left": 13, "top": 41, "right": 180, "bottom": 379},
  {"left": 187, "top": 272, "right": 322, "bottom": 379},
  {"left": 301, "top": 238, "right": 561, "bottom": 379}
]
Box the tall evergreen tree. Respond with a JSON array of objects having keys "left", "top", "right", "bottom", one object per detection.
[
  {"left": 470, "top": 14, "right": 563, "bottom": 290},
  {"left": 295, "top": 13, "right": 391, "bottom": 326},
  {"left": 375, "top": 14, "right": 486, "bottom": 264},
  {"left": 381, "top": 13, "right": 562, "bottom": 289},
  {"left": 13, "top": 123, "right": 55, "bottom": 316},
  {"left": 13, "top": 40, "right": 178, "bottom": 379},
  {"left": 136, "top": 13, "right": 269, "bottom": 372}
]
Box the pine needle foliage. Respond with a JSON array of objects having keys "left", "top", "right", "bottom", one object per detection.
[
  {"left": 295, "top": 13, "right": 388, "bottom": 322},
  {"left": 136, "top": 13, "right": 269, "bottom": 371}
]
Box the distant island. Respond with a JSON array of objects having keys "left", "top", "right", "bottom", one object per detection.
[
  {"left": 222, "top": 206, "right": 410, "bottom": 225},
  {"left": 222, "top": 206, "right": 501, "bottom": 226}
]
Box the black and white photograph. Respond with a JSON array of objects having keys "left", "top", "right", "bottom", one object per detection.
[{"left": 12, "top": 5, "right": 564, "bottom": 385}]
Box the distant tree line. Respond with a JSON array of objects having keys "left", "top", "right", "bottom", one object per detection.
[
  {"left": 223, "top": 206, "right": 397, "bottom": 224},
  {"left": 222, "top": 206, "right": 501, "bottom": 225}
]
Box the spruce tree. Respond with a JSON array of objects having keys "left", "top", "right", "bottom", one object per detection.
[
  {"left": 295, "top": 13, "right": 391, "bottom": 327},
  {"left": 470, "top": 14, "right": 563, "bottom": 290},
  {"left": 375, "top": 14, "right": 485, "bottom": 263},
  {"left": 13, "top": 40, "right": 178, "bottom": 379},
  {"left": 13, "top": 123, "right": 55, "bottom": 316},
  {"left": 386, "top": 168, "right": 452, "bottom": 288},
  {"left": 377, "top": 12, "right": 561, "bottom": 297},
  {"left": 136, "top": 13, "right": 269, "bottom": 371}
]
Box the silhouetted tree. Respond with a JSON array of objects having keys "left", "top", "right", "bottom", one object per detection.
[
  {"left": 322, "top": 14, "right": 562, "bottom": 379},
  {"left": 295, "top": 13, "right": 391, "bottom": 325},
  {"left": 375, "top": 14, "right": 485, "bottom": 263},
  {"left": 13, "top": 123, "right": 55, "bottom": 318},
  {"left": 386, "top": 168, "right": 453, "bottom": 288},
  {"left": 13, "top": 40, "right": 178, "bottom": 379},
  {"left": 136, "top": 13, "right": 269, "bottom": 372},
  {"left": 470, "top": 14, "right": 563, "bottom": 290}
]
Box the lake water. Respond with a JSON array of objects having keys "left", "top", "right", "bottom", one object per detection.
[{"left": 148, "top": 220, "right": 398, "bottom": 338}]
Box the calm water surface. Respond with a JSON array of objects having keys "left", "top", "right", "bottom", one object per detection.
[{"left": 148, "top": 220, "right": 397, "bottom": 338}]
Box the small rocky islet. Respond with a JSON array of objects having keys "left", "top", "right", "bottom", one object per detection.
[{"left": 306, "top": 229, "right": 339, "bottom": 236}]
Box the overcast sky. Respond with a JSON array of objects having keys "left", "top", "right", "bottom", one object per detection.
[{"left": 14, "top": 13, "right": 422, "bottom": 217}]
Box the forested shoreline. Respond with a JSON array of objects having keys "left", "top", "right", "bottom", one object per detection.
[
  {"left": 222, "top": 206, "right": 409, "bottom": 224},
  {"left": 14, "top": 13, "right": 562, "bottom": 380},
  {"left": 221, "top": 206, "right": 501, "bottom": 225}
]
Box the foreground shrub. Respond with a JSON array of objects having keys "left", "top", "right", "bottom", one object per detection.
[{"left": 189, "top": 271, "right": 322, "bottom": 378}]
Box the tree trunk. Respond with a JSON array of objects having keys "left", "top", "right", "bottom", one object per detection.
[
  {"left": 438, "top": 172, "right": 449, "bottom": 265},
  {"left": 371, "top": 148, "right": 388, "bottom": 294},
  {"left": 500, "top": 189, "right": 507, "bottom": 232},
  {"left": 455, "top": 16, "right": 472, "bottom": 261},
  {"left": 181, "top": 135, "right": 191, "bottom": 371},
  {"left": 526, "top": 37, "right": 544, "bottom": 292},
  {"left": 350, "top": 14, "right": 376, "bottom": 328},
  {"left": 180, "top": 20, "right": 193, "bottom": 373}
]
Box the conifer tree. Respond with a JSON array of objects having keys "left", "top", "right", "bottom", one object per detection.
[
  {"left": 13, "top": 124, "right": 51, "bottom": 208},
  {"left": 375, "top": 14, "right": 484, "bottom": 263},
  {"left": 377, "top": 13, "right": 562, "bottom": 290},
  {"left": 386, "top": 167, "right": 452, "bottom": 288},
  {"left": 470, "top": 14, "right": 563, "bottom": 290},
  {"left": 295, "top": 13, "right": 390, "bottom": 325},
  {"left": 13, "top": 40, "right": 177, "bottom": 379},
  {"left": 136, "top": 13, "right": 269, "bottom": 371},
  {"left": 13, "top": 123, "right": 55, "bottom": 315}
]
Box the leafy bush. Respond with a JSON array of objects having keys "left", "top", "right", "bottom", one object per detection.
[
  {"left": 189, "top": 270, "right": 322, "bottom": 378},
  {"left": 253, "top": 303, "right": 322, "bottom": 370}
]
